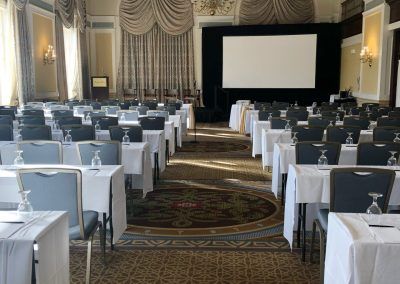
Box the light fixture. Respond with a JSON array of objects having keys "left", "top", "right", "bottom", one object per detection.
[
  {"left": 43, "top": 45, "right": 56, "bottom": 65},
  {"left": 193, "top": 0, "right": 235, "bottom": 16},
  {"left": 360, "top": 46, "right": 373, "bottom": 67}
]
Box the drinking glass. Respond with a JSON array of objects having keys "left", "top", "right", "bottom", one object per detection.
[
  {"left": 348, "top": 109, "right": 353, "bottom": 116},
  {"left": 316, "top": 108, "right": 321, "bottom": 115},
  {"left": 335, "top": 113, "right": 340, "bottom": 122},
  {"left": 14, "top": 150, "right": 24, "bottom": 165},
  {"left": 345, "top": 132, "right": 353, "bottom": 145},
  {"left": 122, "top": 130, "right": 130, "bottom": 144},
  {"left": 291, "top": 132, "right": 298, "bottom": 144},
  {"left": 15, "top": 129, "right": 22, "bottom": 142},
  {"left": 317, "top": 150, "right": 328, "bottom": 167},
  {"left": 17, "top": 190, "right": 33, "bottom": 216},
  {"left": 284, "top": 120, "right": 292, "bottom": 131},
  {"left": 366, "top": 192, "right": 383, "bottom": 214},
  {"left": 294, "top": 101, "right": 298, "bottom": 107},
  {"left": 91, "top": 150, "right": 102, "bottom": 167},
  {"left": 95, "top": 120, "right": 101, "bottom": 131},
  {"left": 387, "top": 151, "right": 397, "bottom": 166},
  {"left": 86, "top": 113, "right": 91, "bottom": 122},
  {"left": 19, "top": 118, "right": 24, "bottom": 127},
  {"left": 54, "top": 120, "right": 60, "bottom": 130},
  {"left": 368, "top": 121, "right": 374, "bottom": 130},
  {"left": 329, "top": 121, "right": 334, "bottom": 127},
  {"left": 64, "top": 130, "right": 72, "bottom": 144},
  {"left": 394, "top": 133, "right": 400, "bottom": 143},
  {"left": 268, "top": 113, "right": 272, "bottom": 122},
  {"left": 366, "top": 105, "right": 370, "bottom": 112},
  {"left": 312, "top": 102, "right": 317, "bottom": 108},
  {"left": 119, "top": 113, "right": 126, "bottom": 122}
]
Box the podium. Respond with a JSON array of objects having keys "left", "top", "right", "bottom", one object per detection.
[{"left": 91, "top": 76, "right": 109, "bottom": 101}]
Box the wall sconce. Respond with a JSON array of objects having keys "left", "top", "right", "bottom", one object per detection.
[
  {"left": 43, "top": 45, "right": 56, "bottom": 65},
  {"left": 360, "top": 46, "right": 373, "bottom": 67}
]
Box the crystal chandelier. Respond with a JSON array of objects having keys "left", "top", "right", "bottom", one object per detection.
[{"left": 194, "top": 0, "right": 235, "bottom": 16}]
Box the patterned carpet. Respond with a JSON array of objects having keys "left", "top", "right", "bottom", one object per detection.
[{"left": 70, "top": 123, "right": 320, "bottom": 283}]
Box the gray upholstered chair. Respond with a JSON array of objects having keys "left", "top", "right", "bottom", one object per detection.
[
  {"left": 90, "top": 102, "right": 102, "bottom": 110},
  {"left": 308, "top": 117, "right": 332, "bottom": 128},
  {"left": 137, "top": 106, "right": 149, "bottom": 115},
  {"left": 343, "top": 117, "right": 370, "bottom": 130},
  {"left": 295, "top": 142, "right": 341, "bottom": 165},
  {"left": 310, "top": 168, "right": 395, "bottom": 282},
  {"left": 291, "top": 126, "right": 324, "bottom": 142},
  {"left": 0, "top": 109, "right": 16, "bottom": 120},
  {"left": 58, "top": 116, "right": 82, "bottom": 127},
  {"left": 377, "top": 117, "right": 400, "bottom": 127},
  {"left": 109, "top": 126, "right": 143, "bottom": 143},
  {"left": 18, "top": 116, "right": 46, "bottom": 126},
  {"left": 0, "top": 115, "right": 13, "bottom": 126},
  {"left": 286, "top": 109, "right": 309, "bottom": 121},
  {"left": 101, "top": 106, "right": 121, "bottom": 115},
  {"left": 357, "top": 142, "right": 400, "bottom": 165},
  {"left": 116, "top": 111, "right": 139, "bottom": 121},
  {"left": 139, "top": 117, "right": 165, "bottom": 130},
  {"left": 22, "top": 109, "right": 44, "bottom": 117},
  {"left": 0, "top": 125, "right": 13, "bottom": 141},
  {"left": 16, "top": 167, "right": 103, "bottom": 283},
  {"left": 147, "top": 110, "right": 169, "bottom": 121},
  {"left": 270, "top": 117, "right": 297, "bottom": 129},
  {"left": 373, "top": 127, "right": 400, "bottom": 142},
  {"left": 20, "top": 125, "right": 52, "bottom": 140},
  {"left": 142, "top": 100, "right": 158, "bottom": 110},
  {"left": 17, "top": 141, "right": 62, "bottom": 164},
  {"left": 326, "top": 126, "right": 361, "bottom": 144},
  {"left": 119, "top": 102, "right": 131, "bottom": 110},
  {"left": 258, "top": 110, "right": 281, "bottom": 121},
  {"left": 52, "top": 110, "right": 73, "bottom": 118},
  {"left": 61, "top": 125, "right": 95, "bottom": 142},
  {"left": 77, "top": 141, "right": 121, "bottom": 165}
]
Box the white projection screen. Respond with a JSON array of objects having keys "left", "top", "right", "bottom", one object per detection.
[{"left": 222, "top": 34, "right": 317, "bottom": 89}]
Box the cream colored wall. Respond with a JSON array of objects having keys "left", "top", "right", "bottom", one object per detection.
[
  {"left": 94, "top": 33, "right": 114, "bottom": 87},
  {"left": 340, "top": 43, "right": 361, "bottom": 91},
  {"left": 87, "top": 0, "right": 119, "bottom": 16},
  {"left": 360, "top": 11, "right": 382, "bottom": 96},
  {"left": 32, "top": 13, "right": 57, "bottom": 97}
]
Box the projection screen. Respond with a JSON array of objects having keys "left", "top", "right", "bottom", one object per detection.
[{"left": 222, "top": 34, "right": 317, "bottom": 89}]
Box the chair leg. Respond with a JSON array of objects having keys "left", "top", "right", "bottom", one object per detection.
[
  {"left": 85, "top": 234, "right": 94, "bottom": 284},
  {"left": 99, "top": 222, "right": 106, "bottom": 264},
  {"left": 296, "top": 204, "right": 302, "bottom": 248},
  {"left": 310, "top": 221, "right": 317, "bottom": 263},
  {"left": 156, "top": 153, "right": 160, "bottom": 180},
  {"left": 314, "top": 219, "right": 326, "bottom": 284}
]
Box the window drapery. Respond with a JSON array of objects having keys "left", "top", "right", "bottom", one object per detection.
[
  {"left": 234, "top": 0, "right": 315, "bottom": 25},
  {"left": 117, "top": 0, "right": 195, "bottom": 99}
]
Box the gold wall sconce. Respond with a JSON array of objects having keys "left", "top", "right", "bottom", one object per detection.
[
  {"left": 360, "top": 46, "right": 373, "bottom": 67},
  {"left": 43, "top": 44, "right": 56, "bottom": 65}
]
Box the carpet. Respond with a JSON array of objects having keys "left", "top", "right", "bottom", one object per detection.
[{"left": 178, "top": 141, "right": 249, "bottom": 153}]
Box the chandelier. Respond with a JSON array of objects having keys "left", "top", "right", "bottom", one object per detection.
[{"left": 194, "top": 0, "right": 235, "bottom": 16}]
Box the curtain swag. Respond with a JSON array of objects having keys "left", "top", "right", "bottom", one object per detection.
[
  {"left": 119, "top": 0, "right": 194, "bottom": 36},
  {"left": 55, "top": 0, "right": 86, "bottom": 31},
  {"left": 235, "top": 0, "right": 315, "bottom": 25}
]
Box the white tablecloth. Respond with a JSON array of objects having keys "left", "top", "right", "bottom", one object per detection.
[
  {"left": 283, "top": 165, "right": 400, "bottom": 248},
  {"left": 0, "top": 165, "right": 127, "bottom": 243},
  {"left": 325, "top": 213, "right": 400, "bottom": 284},
  {"left": 0, "top": 211, "right": 69, "bottom": 284},
  {"left": 229, "top": 104, "right": 244, "bottom": 131}
]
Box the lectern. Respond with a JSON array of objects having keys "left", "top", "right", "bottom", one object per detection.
[{"left": 91, "top": 76, "right": 109, "bottom": 101}]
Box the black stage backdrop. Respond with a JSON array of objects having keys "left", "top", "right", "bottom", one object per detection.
[{"left": 202, "top": 23, "right": 341, "bottom": 117}]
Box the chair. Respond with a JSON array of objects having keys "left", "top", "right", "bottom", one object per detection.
[
  {"left": 0, "top": 125, "right": 13, "bottom": 141},
  {"left": 308, "top": 117, "right": 332, "bottom": 128},
  {"left": 272, "top": 101, "right": 289, "bottom": 110},
  {"left": 58, "top": 116, "right": 82, "bottom": 128},
  {"left": 130, "top": 99, "right": 140, "bottom": 106},
  {"left": 65, "top": 101, "right": 80, "bottom": 110},
  {"left": 16, "top": 168, "right": 103, "bottom": 283},
  {"left": 18, "top": 115, "right": 46, "bottom": 126},
  {"left": 164, "top": 106, "right": 176, "bottom": 115},
  {"left": 137, "top": 106, "right": 149, "bottom": 115},
  {"left": 119, "top": 102, "right": 131, "bottom": 110},
  {"left": 0, "top": 105, "right": 17, "bottom": 113},
  {"left": 291, "top": 126, "right": 324, "bottom": 142},
  {"left": 270, "top": 118, "right": 297, "bottom": 129},
  {"left": 52, "top": 110, "right": 73, "bottom": 118},
  {"left": 347, "top": 107, "right": 363, "bottom": 115},
  {"left": 26, "top": 102, "right": 44, "bottom": 109},
  {"left": 321, "top": 111, "right": 345, "bottom": 121},
  {"left": 142, "top": 100, "right": 158, "bottom": 110},
  {"left": 373, "top": 127, "right": 400, "bottom": 142},
  {"left": 326, "top": 126, "right": 361, "bottom": 144},
  {"left": 372, "top": 106, "right": 391, "bottom": 116},
  {"left": 84, "top": 111, "right": 106, "bottom": 119},
  {"left": 164, "top": 89, "right": 179, "bottom": 103},
  {"left": 0, "top": 115, "right": 13, "bottom": 126},
  {"left": 359, "top": 111, "right": 379, "bottom": 121},
  {"left": 357, "top": 142, "right": 400, "bottom": 165},
  {"left": 22, "top": 109, "right": 44, "bottom": 117},
  {"left": 17, "top": 141, "right": 62, "bottom": 164},
  {"left": 362, "top": 102, "right": 379, "bottom": 110},
  {"left": 77, "top": 141, "right": 121, "bottom": 165},
  {"left": 254, "top": 102, "right": 271, "bottom": 111},
  {"left": 343, "top": 117, "right": 370, "bottom": 130},
  {"left": 92, "top": 117, "right": 118, "bottom": 130},
  {"left": 20, "top": 125, "right": 51, "bottom": 140},
  {"left": 116, "top": 111, "right": 139, "bottom": 121},
  {"left": 295, "top": 142, "right": 341, "bottom": 165},
  {"left": 377, "top": 117, "right": 400, "bottom": 127},
  {"left": 0, "top": 109, "right": 16, "bottom": 120},
  {"left": 310, "top": 168, "right": 395, "bottom": 282},
  {"left": 286, "top": 110, "right": 309, "bottom": 121},
  {"left": 139, "top": 117, "right": 165, "bottom": 130},
  {"left": 258, "top": 110, "right": 281, "bottom": 121},
  {"left": 61, "top": 125, "right": 95, "bottom": 141},
  {"left": 101, "top": 106, "right": 121, "bottom": 115},
  {"left": 321, "top": 102, "right": 339, "bottom": 108},
  {"left": 74, "top": 106, "right": 93, "bottom": 116},
  {"left": 147, "top": 110, "right": 169, "bottom": 121},
  {"left": 109, "top": 126, "right": 143, "bottom": 143},
  {"left": 388, "top": 111, "right": 400, "bottom": 118},
  {"left": 287, "top": 106, "right": 307, "bottom": 111},
  {"left": 313, "top": 106, "right": 337, "bottom": 115},
  {"left": 90, "top": 102, "right": 102, "bottom": 110}
]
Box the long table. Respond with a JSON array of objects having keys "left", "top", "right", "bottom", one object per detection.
[
  {"left": 0, "top": 211, "right": 69, "bottom": 284},
  {"left": 0, "top": 165, "right": 127, "bottom": 244}
]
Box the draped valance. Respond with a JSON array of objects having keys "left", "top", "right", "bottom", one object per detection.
[
  {"left": 119, "top": 0, "right": 194, "bottom": 36},
  {"left": 12, "top": 0, "right": 28, "bottom": 10},
  {"left": 55, "top": 0, "right": 86, "bottom": 31},
  {"left": 235, "top": 0, "right": 315, "bottom": 26}
]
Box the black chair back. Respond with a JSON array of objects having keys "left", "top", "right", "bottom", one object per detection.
[
  {"left": 92, "top": 117, "right": 118, "bottom": 130},
  {"left": 58, "top": 116, "right": 82, "bottom": 127},
  {"left": 258, "top": 110, "right": 281, "bottom": 121},
  {"left": 130, "top": 99, "right": 140, "bottom": 106},
  {"left": 357, "top": 142, "right": 400, "bottom": 165},
  {"left": 362, "top": 103, "right": 379, "bottom": 110},
  {"left": 272, "top": 102, "right": 289, "bottom": 110},
  {"left": 52, "top": 110, "right": 74, "bottom": 118},
  {"left": 20, "top": 125, "right": 52, "bottom": 140},
  {"left": 119, "top": 102, "right": 131, "bottom": 110},
  {"left": 359, "top": 111, "right": 379, "bottom": 121},
  {"left": 343, "top": 117, "right": 370, "bottom": 130},
  {"left": 330, "top": 168, "right": 394, "bottom": 213},
  {"left": 373, "top": 127, "right": 400, "bottom": 142},
  {"left": 18, "top": 116, "right": 46, "bottom": 126},
  {"left": 254, "top": 102, "right": 271, "bottom": 110},
  {"left": 326, "top": 126, "right": 361, "bottom": 144},
  {"left": 308, "top": 117, "right": 333, "bottom": 128},
  {"left": 0, "top": 109, "right": 16, "bottom": 120},
  {"left": 90, "top": 102, "right": 102, "bottom": 110},
  {"left": 321, "top": 111, "right": 345, "bottom": 121},
  {"left": 0, "top": 125, "right": 13, "bottom": 141},
  {"left": 142, "top": 101, "right": 158, "bottom": 110},
  {"left": 22, "top": 109, "right": 44, "bottom": 117},
  {"left": 372, "top": 107, "right": 391, "bottom": 116},
  {"left": 286, "top": 110, "right": 309, "bottom": 121},
  {"left": 388, "top": 111, "right": 400, "bottom": 118},
  {"left": 0, "top": 115, "right": 13, "bottom": 126},
  {"left": 109, "top": 126, "right": 143, "bottom": 142},
  {"left": 377, "top": 117, "right": 400, "bottom": 127},
  {"left": 270, "top": 118, "right": 297, "bottom": 129},
  {"left": 295, "top": 142, "right": 341, "bottom": 165},
  {"left": 61, "top": 125, "right": 95, "bottom": 141},
  {"left": 291, "top": 126, "right": 324, "bottom": 142},
  {"left": 139, "top": 117, "right": 165, "bottom": 130}
]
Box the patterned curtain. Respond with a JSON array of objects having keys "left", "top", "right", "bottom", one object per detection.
[
  {"left": 234, "top": 0, "right": 315, "bottom": 25},
  {"left": 55, "top": 11, "right": 68, "bottom": 102},
  {"left": 117, "top": 0, "right": 195, "bottom": 99}
]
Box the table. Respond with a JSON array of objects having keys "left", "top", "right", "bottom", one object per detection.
[
  {"left": 263, "top": 129, "right": 373, "bottom": 169},
  {"left": 229, "top": 104, "right": 248, "bottom": 132},
  {"left": 325, "top": 213, "right": 400, "bottom": 284},
  {"left": 0, "top": 141, "right": 153, "bottom": 196},
  {"left": 0, "top": 211, "right": 69, "bottom": 284},
  {"left": 0, "top": 165, "right": 127, "bottom": 244}
]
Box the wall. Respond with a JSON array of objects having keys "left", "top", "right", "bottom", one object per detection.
[
  {"left": 94, "top": 33, "right": 114, "bottom": 87},
  {"left": 340, "top": 40, "right": 362, "bottom": 91},
  {"left": 30, "top": 4, "right": 57, "bottom": 99}
]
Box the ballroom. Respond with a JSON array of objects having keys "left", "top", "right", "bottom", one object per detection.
[{"left": 1, "top": 0, "right": 400, "bottom": 283}]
